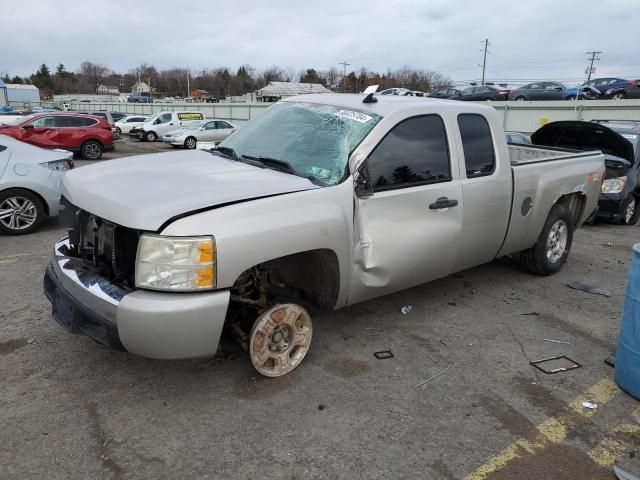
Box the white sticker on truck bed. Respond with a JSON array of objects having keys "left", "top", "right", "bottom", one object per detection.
[{"left": 334, "top": 110, "right": 373, "bottom": 123}]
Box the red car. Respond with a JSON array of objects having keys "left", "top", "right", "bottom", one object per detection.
[{"left": 0, "top": 112, "right": 114, "bottom": 160}]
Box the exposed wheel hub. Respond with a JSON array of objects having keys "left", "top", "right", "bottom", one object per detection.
[{"left": 250, "top": 304, "right": 312, "bottom": 377}]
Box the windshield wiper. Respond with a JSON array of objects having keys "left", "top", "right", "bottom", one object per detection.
[
  {"left": 241, "top": 154, "right": 299, "bottom": 176},
  {"left": 210, "top": 146, "right": 239, "bottom": 160}
]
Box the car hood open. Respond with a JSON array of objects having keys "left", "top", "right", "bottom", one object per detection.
[
  {"left": 531, "top": 121, "right": 635, "bottom": 163},
  {"left": 61, "top": 150, "right": 319, "bottom": 231}
]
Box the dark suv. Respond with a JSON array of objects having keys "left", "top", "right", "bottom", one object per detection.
[{"left": 531, "top": 120, "right": 640, "bottom": 224}]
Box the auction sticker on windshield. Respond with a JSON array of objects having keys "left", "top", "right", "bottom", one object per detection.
[{"left": 334, "top": 110, "right": 373, "bottom": 123}]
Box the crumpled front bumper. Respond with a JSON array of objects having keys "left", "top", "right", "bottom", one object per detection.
[{"left": 43, "top": 238, "right": 230, "bottom": 359}]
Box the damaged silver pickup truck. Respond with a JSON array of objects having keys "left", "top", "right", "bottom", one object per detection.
[{"left": 44, "top": 94, "right": 605, "bottom": 377}]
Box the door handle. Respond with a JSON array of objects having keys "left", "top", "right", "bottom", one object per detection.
[{"left": 429, "top": 197, "right": 459, "bottom": 209}]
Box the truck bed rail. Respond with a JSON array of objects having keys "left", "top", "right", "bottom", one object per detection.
[{"left": 509, "top": 144, "right": 600, "bottom": 165}]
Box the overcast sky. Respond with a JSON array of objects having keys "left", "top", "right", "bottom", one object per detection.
[{"left": 1, "top": 0, "right": 638, "bottom": 86}]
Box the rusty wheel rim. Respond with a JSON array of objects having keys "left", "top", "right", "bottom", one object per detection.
[{"left": 249, "top": 304, "right": 312, "bottom": 377}]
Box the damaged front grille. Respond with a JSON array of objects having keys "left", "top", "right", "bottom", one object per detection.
[{"left": 59, "top": 197, "right": 140, "bottom": 287}]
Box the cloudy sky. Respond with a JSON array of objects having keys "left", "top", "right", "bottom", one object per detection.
[{"left": 1, "top": 0, "right": 638, "bottom": 86}]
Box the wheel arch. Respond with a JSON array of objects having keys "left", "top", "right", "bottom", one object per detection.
[
  {"left": 230, "top": 248, "right": 341, "bottom": 311},
  {"left": 554, "top": 192, "right": 586, "bottom": 228}
]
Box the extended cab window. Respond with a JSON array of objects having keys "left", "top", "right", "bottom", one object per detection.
[
  {"left": 367, "top": 115, "right": 451, "bottom": 191},
  {"left": 458, "top": 114, "right": 495, "bottom": 178}
]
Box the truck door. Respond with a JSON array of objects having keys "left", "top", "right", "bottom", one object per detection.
[
  {"left": 350, "top": 114, "right": 464, "bottom": 304},
  {"left": 451, "top": 113, "right": 511, "bottom": 272}
]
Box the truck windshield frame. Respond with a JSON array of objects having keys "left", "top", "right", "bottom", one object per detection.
[{"left": 219, "top": 101, "right": 382, "bottom": 186}]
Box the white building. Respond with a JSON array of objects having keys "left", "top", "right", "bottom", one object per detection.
[
  {"left": 6, "top": 84, "right": 40, "bottom": 103},
  {"left": 256, "top": 82, "right": 332, "bottom": 102},
  {"left": 130, "top": 81, "right": 151, "bottom": 94},
  {"left": 97, "top": 84, "right": 119, "bottom": 95}
]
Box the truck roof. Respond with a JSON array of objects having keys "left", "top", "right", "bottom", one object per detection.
[{"left": 282, "top": 93, "right": 493, "bottom": 117}]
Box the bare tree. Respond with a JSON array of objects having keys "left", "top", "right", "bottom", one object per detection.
[{"left": 79, "top": 61, "right": 109, "bottom": 93}]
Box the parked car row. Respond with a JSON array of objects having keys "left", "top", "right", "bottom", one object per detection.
[
  {"left": 427, "top": 77, "right": 640, "bottom": 102},
  {"left": 127, "top": 111, "right": 237, "bottom": 148}
]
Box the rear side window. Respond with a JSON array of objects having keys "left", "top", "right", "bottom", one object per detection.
[
  {"left": 366, "top": 115, "right": 451, "bottom": 191},
  {"left": 216, "top": 121, "right": 233, "bottom": 129},
  {"left": 458, "top": 114, "right": 495, "bottom": 178}
]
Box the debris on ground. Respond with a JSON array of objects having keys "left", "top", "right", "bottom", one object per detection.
[
  {"left": 374, "top": 350, "right": 394, "bottom": 360},
  {"left": 530, "top": 355, "right": 582, "bottom": 374},
  {"left": 318, "top": 404, "right": 326, "bottom": 411},
  {"left": 544, "top": 338, "right": 571, "bottom": 345},
  {"left": 521, "top": 312, "right": 540, "bottom": 316},
  {"left": 566, "top": 281, "right": 611, "bottom": 297},
  {"left": 605, "top": 355, "right": 616, "bottom": 367},
  {"left": 414, "top": 362, "right": 456, "bottom": 389},
  {"left": 26, "top": 338, "right": 36, "bottom": 344},
  {"left": 447, "top": 302, "right": 457, "bottom": 306},
  {"left": 400, "top": 305, "right": 413, "bottom": 315},
  {"left": 582, "top": 401, "right": 598, "bottom": 409}
]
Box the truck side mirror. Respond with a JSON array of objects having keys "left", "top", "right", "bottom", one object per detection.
[{"left": 354, "top": 162, "right": 373, "bottom": 198}]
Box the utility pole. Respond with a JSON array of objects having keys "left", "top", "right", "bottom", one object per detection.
[
  {"left": 585, "top": 51, "right": 602, "bottom": 82},
  {"left": 186, "top": 68, "right": 190, "bottom": 100},
  {"left": 480, "top": 39, "right": 489, "bottom": 86},
  {"left": 339, "top": 61, "right": 350, "bottom": 93}
]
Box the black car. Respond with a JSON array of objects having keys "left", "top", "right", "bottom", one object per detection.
[
  {"left": 604, "top": 80, "right": 640, "bottom": 100},
  {"left": 457, "top": 85, "right": 510, "bottom": 101},
  {"left": 531, "top": 120, "right": 640, "bottom": 224},
  {"left": 508, "top": 81, "right": 565, "bottom": 101},
  {"left": 429, "top": 88, "right": 462, "bottom": 99}
]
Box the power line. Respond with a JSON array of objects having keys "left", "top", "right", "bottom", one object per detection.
[
  {"left": 338, "top": 61, "right": 350, "bottom": 92},
  {"left": 585, "top": 50, "right": 602, "bottom": 82}
]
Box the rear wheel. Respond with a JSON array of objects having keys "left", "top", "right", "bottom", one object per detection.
[
  {"left": 184, "top": 137, "right": 197, "bottom": 149},
  {"left": 144, "top": 131, "right": 157, "bottom": 142},
  {"left": 515, "top": 96, "right": 526, "bottom": 101},
  {"left": 622, "top": 196, "right": 640, "bottom": 225},
  {"left": 81, "top": 140, "right": 103, "bottom": 160},
  {"left": 518, "top": 203, "right": 574, "bottom": 275},
  {"left": 0, "top": 189, "right": 46, "bottom": 235},
  {"left": 612, "top": 92, "right": 626, "bottom": 100},
  {"left": 115, "top": 127, "right": 122, "bottom": 135}
]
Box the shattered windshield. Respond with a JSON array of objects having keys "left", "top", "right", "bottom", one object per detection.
[{"left": 219, "top": 101, "right": 381, "bottom": 186}]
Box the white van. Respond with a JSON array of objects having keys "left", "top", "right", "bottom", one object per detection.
[{"left": 136, "top": 111, "right": 205, "bottom": 141}]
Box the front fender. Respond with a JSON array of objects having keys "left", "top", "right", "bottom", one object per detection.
[{"left": 160, "top": 181, "right": 354, "bottom": 308}]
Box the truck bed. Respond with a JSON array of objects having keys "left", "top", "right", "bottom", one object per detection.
[
  {"left": 498, "top": 145, "right": 604, "bottom": 257},
  {"left": 509, "top": 143, "right": 600, "bottom": 165}
]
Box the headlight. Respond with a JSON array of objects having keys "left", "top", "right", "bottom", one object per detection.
[
  {"left": 135, "top": 234, "right": 216, "bottom": 291},
  {"left": 601, "top": 176, "right": 626, "bottom": 194},
  {"left": 39, "top": 159, "right": 73, "bottom": 171}
]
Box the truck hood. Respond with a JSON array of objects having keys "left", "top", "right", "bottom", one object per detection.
[
  {"left": 531, "top": 121, "right": 635, "bottom": 164},
  {"left": 62, "top": 150, "right": 319, "bottom": 231}
]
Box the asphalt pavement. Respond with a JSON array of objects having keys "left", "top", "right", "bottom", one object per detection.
[{"left": 1, "top": 142, "right": 639, "bottom": 479}]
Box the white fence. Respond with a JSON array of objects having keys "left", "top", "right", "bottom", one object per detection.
[{"left": 10, "top": 98, "right": 640, "bottom": 131}]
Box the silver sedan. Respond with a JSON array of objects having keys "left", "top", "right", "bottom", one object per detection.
[
  {"left": 0, "top": 135, "right": 72, "bottom": 234},
  {"left": 162, "top": 119, "right": 237, "bottom": 149}
]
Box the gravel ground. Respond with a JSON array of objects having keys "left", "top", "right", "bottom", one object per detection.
[{"left": 1, "top": 145, "right": 639, "bottom": 479}]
